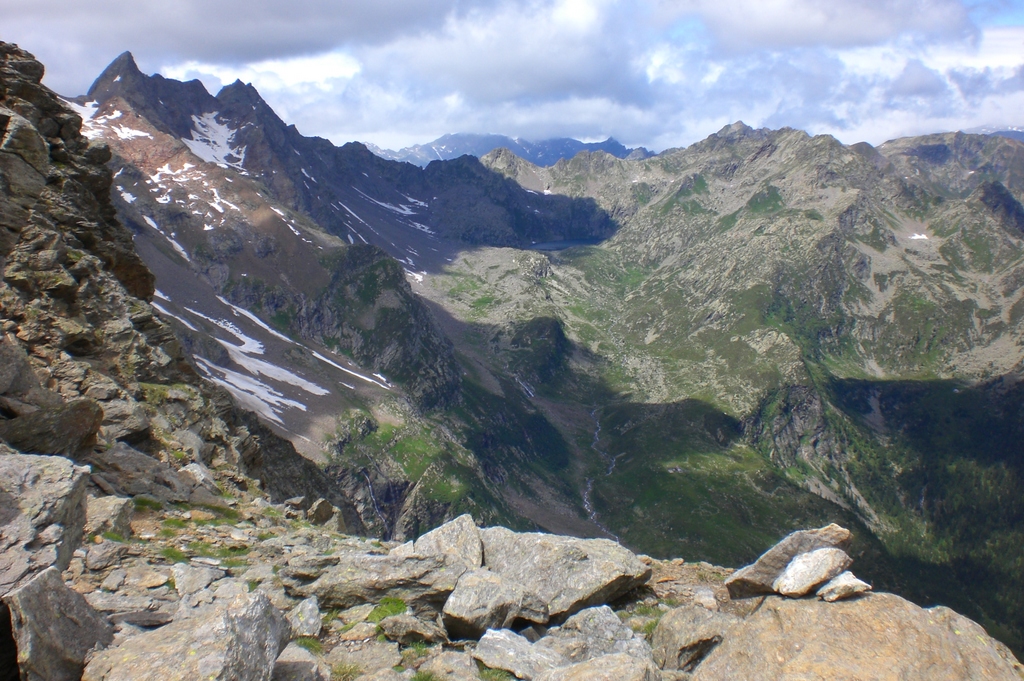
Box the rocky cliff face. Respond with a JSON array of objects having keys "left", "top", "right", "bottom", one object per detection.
[{"left": 0, "top": 40, "right": 373, "bottom": 674}]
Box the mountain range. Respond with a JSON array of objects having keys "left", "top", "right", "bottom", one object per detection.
[
  {"left": 367, "top": 133, "right": 651, "bottom": 167},
  {"left": 56, "top": 50, "right": 1024, "bottom": 654}
]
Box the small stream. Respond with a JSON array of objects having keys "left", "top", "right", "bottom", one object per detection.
[{"left": 584, "top": 409, "right": 619, "bottom": 540}]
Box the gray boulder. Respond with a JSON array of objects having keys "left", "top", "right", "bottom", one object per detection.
[
  {"left": 271, "top": 642, "right": 331, "bottom": 681},
  {"left": 652, "top": 604, "right": 739, "bottom": 672},
  {"left": 691, "top": 593, "right": 1024, "bottom": 681},
  {"left": 536, "top": 605, "right": 651, "bottom": 665},
  {"left": 443, "top": 568, "right": 547, "bottom": 639},
  {"left": 417, "top": 650, "right": 481, "bottom": 681},
  {"left": 378, "top": 612, "right": 447, "bottom": 643},
  {"left": 81, "top": 442, "right": 193, "bottom": 503},
  {"left": 324, "top": 640, "right": 402, "bottom": 677},
  {"left": 773, "top": 547, "right": 852, "bottom": 597},
  {"left": 3, "top": 567, "right": 113, "bottom": 681},
  {"left": 83, "top": 591, "right": 289, "bottom": 681},
  {"left": 817, "top": 571, "right": 872, "bottom": 602},
  {"left": 472, "top": 628, "right": 569, "bottom": 680},
  {"left": 287, "top": 595, "right": 322, "bottom": 638},
  {"left": 535, "top": 653, "right": 660, "bottom": 681},
  {"left": 0, "top": 454, "right": 89, "bottom": 597},
  {"left": 724, "top": 524, "right": 852, "bottom": 598},
  {"left": 282, "top": 552, "right": 466, "bottom": 611},
  {"left": 481, "top": 527, "right": 651, "bottom": 620},
  {"left": 85, "top": 540, "right": 128, "bottom": 571},
  {"left": 171, "top": 564, "right": 225, "bottom": 596},
  {"left": 414, "top": 514, "right": 483, "bottom": 569},
  {"left": 84, "top": 495, "right": 133, "bottom": 539},
  {"left": 0, "top": 399, "right": 103, "bottom": 456},
  {"left": 98, "top": 398, "right": 151, "bottom": 443}
]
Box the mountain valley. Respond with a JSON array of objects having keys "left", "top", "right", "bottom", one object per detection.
[{"left": 28, "top": 48, "right": 1024, "bottom": 654}]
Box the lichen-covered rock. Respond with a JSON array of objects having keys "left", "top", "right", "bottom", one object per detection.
[
  {"left": 417, "top": 650, "right": 481, "bottom": 680},
  {"left": 443, "top": 568, "right": 546, "bottom": 639},
  {"left": 414, "top": 514, "right": 483, "bottom": 569},
  {"left": 171, "top": 564, "right": 225, "bottom": 596},
  {"left": 84, "top": 495, "right": 133, "bottom": 539},
  {"left": 691, "top": 594, "right": 1024, "bottom": 681},
  {"left": 324, "top": 640, "right": 402, "bottom": 677},
  {"left": 83, "top": 591, "right": 289, "bottom": 681},
  {"left": 270, "top": 642, "right": 331, "bottom": 681},
  {"left": 724, "top": 524, "right": 852, "bottom": 598},
  {"left": 3, "top": 567, "right": 113, "bottom": 681},
  {"left": 536, "top": 605, "right": 651, "bottom": 665},
  {"left": 81, "top": 442, "right": 193, "bottom": 502},
  {"left": 817, "top": 571, "right": 872, "bottom": 602},
  {"left": 282, "top": 552, "right": 466, "bottom": 611},
  {"left": 651, "top": 604, "right": 739, "bottom": 672},
  {"left": 472, "top": 628, "right": 569, "bottom": 680},
  {"left": 480, "top": 527, "right": 650, "bottom": 620},
  {"left": 287, "top": 595, "right": 322, "bottom": 638},
  {"left": 85, "top": 540, "right": 128, "bottom": 571},
  {"left": 0, "top": 399, "right": 103, "bottom": 456},
  {"left": 378, "top": 612, "right": 446, "bottom": 643},
  {"left": 0, "top": 453, "right": 89, "bottom": 597},
  {"left": 535, "top": 652, "right": 660, "bottom": 681}
]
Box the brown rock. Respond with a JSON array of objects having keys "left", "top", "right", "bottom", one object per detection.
[
  {"left": 0, "top": 453, "right": 89, "bottom": 597},
  {"left": 652, "top": 604, "right": 739, "bottom": 672},
  {"left": 3, "top": 567, "right": 113, "bottom": 681},
  {"left": 535, "top": 652, "right": 660, "bottom": 681},
  {"left": 724, "top": 524, "right": 852, "bottom": 599},
  {"left": 692, "top": 593, "right": 1024, "bottom": 681},
  {"left": 481, "top": 527, "right": 651, "bottom": 620},
  {"left": 0, "top": 399, "right": 103, "bottom": 456}
]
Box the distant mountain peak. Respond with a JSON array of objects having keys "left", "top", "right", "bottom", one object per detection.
[{"left": 368, "top": 132, "right": 650, "bottom": 167}]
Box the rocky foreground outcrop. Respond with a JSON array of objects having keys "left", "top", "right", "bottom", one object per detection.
[{"left": 2, "top": 478, "right": 1022, "bottom": 681}]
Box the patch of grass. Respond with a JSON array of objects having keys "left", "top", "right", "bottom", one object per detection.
[
  {"left": 160, "top": 546, "right": 189, "bottom": 563},
  {"left": 479, "top": 666, "right": 516, "bottom": 681},
  {"left": 257, "top": 532, "right": 276, "bottom": 541},
  {"left": 247, "top": 579, "right": 260, "bottom": 592},
  {"left": 196, "top": 504, "right": 240, "bottom": 522},
  {"left": 746, "top": 185, "right": 784, "bottom": 213},
  {"left": 163, "top": 518, "right": 188, "bottom": 529},
  {"left": 295, "top": 637, "right": 323, "bottom": 655},
  {"left": 133, "top": 497, "right": 162, "bottom": 512},
  {"left": 411, "top": 672, "right": 440, "bottom": 681},
  {"left": 331, "top": 664, "right": 361, "bottom": 681},
  {"left": 322, "top": 609, "right": 341, "bottom": 627},
  {"left": 159, "top": 528, "right": 178, "bottom": 538},
  {"left": 187, "top": 541, "right": 250, "bottom": 560},
  {"left": 101, "top": 531, "right": 125, "bottom": 542},
  {"left": 367, "top": 597, "right": 407, "bottom": 623}
]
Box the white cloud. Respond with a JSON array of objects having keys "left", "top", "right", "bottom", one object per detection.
[
  {"left": 665, "top": 0, "right": 974, "bottom": 50},
  {"left": 4, "top": 0, "right": 1024, "bottom": 152}
]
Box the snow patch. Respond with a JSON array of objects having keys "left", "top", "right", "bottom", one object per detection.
[
  {"left": 216, "top": 296, "right": 294, "bottom": 344},
  {"left": 909, "top": 233, "right": 929, "bottom": 240},
  {"left": 151, "top": 302, "right": 199, "bottom": 331},
  {"left": 182, "top": 112, "right": 246, "bottom": 169},
  {"left": 194, "top": 357, "right": 307, "bottom": 426},
  {"left": 354, "top": 188, "right": 416, "bottom": 216},
  {"left": 311, "top": 351, "right": 390, "bottom": 390}
]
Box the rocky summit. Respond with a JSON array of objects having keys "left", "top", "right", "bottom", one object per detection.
[{"left": 1, "top": 39, "right": 1023, "bottom": 680}]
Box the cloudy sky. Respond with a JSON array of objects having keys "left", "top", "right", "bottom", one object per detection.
[{"left": 5, "top": 0, "right": 1024, "bottom": 151}]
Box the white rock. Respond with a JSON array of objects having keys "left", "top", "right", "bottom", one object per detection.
[
  {"left": 817, "top": 571, "right": 872, "bottom": 602},
  {"left": 773, "top": 547, "right": 852, "bottom": 597},
  {"left": 288, "top": 595, "right": 322, "bottom": 637}
]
